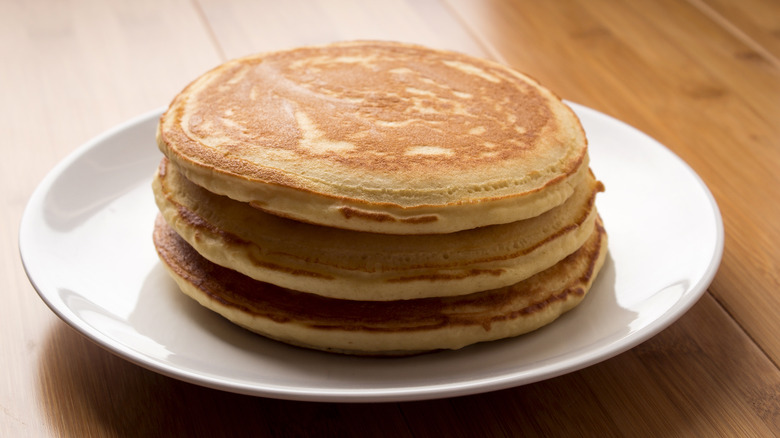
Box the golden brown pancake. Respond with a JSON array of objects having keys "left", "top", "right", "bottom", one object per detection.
[
  {"left": 153, "top": 215, "right": 608, "bottom": 355},
  {"left": 157, "top": 41, "right": 589, "bottom": 234},
  {"left": 153, "top": 158, "right": 603, "bottom": 301}
]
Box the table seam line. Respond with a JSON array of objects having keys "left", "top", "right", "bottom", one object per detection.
[
  {"left": 190, "top": 0, "right": 228, "bottom": 63},
  {"left": 685, "top": 0, "right": 780, "bottom": 70}
]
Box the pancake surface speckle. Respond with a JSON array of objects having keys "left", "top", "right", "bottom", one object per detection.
[{"left": 157, "top": 41, "right": 589, "bottom": 234}]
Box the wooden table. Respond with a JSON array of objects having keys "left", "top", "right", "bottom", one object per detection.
[{"left": 3, "top": 0, "right": 779, "bottom": 436}]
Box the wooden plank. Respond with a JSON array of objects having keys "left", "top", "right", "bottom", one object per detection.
[
  {"left": 413, "top": 295, "right": 779, "bottom": 436},
  {"left": 691, "top": 0, "right": 780, "bottom": 64},
  {"left": 0, "top": 0, "right": 222, "bottom": 186},
  {"left": 0, "top": 1, "right": 221, "bottom": 436},
  {"left": 584, "top": 294, "right": 780, "bottom": 436},
  {"left": 196, "top": 0, "right": 489, "bottom": 59},
  {"left": 444, "top": 0, "right": 780, "bottom": 368}
]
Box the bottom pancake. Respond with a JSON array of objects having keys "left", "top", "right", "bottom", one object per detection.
[{"left": 153, "top": 215, "right": 608, "bottom": 356}]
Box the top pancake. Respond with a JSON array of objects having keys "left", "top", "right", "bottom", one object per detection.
[{"left": 157, "top": 41, "right": 588, "bottom": 234}]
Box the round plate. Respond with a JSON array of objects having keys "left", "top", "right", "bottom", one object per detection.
[{"left": 19, "top": 103, "right": 723, "bottom": 402}]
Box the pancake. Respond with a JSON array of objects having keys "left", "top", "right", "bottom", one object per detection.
[
  {"left": 153, "top": 215, "right": 607, "bottom": 355},
  {"left": 157, "top": 40, "right": 589, "bottom": 234},
  {"left": 153, "top": 158, "right": 603, "bottom": 301}
]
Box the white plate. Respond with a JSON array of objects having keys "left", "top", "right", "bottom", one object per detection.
[{"left": 19, "top": 104, "right": 723, "bottom": 402}]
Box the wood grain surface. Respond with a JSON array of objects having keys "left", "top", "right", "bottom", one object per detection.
[{"left": 2, "top": 0, "right": 778, "bottom": 436}]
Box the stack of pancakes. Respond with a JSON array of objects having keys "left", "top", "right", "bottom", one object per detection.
[{"left": 152, "top": 41, "right": 608, "bottom": 355}]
